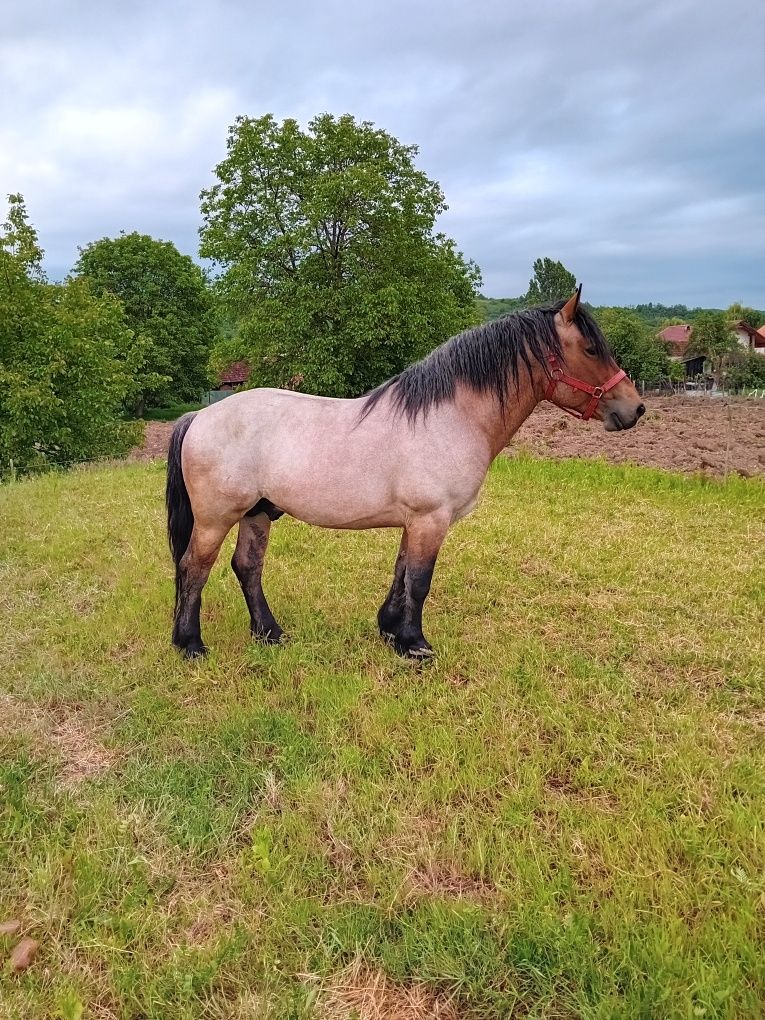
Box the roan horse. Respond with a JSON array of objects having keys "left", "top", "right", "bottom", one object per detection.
[{"left": 166, "top": 288, "right": 645, "bottom": 659}]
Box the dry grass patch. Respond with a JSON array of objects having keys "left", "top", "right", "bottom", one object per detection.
[
  {"left": 400, "top": 863, "right": 497, "bottom": 905},
  {"left": 543, "top": 772, "right": 620, "bottom": 813},
  {"left": 0, "top": 694, "right": 116, "bottom": 789},
  {"left": 178, "top": 900, "right": 239, "bottom": 948},
  {"left": 316, "top": 958, "right": 459, "bottom": 1020}
]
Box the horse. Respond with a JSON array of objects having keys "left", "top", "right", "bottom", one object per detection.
[{"left": 166, "top": 287, "right": 645, "bottom": 660}]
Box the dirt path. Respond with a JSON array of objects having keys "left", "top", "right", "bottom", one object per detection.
[
  {"left": 131, "top": 397, "right": 765, "bottom": 478},
  {"left": 131, "top": 421, "right": 176, "bottom": 462}
]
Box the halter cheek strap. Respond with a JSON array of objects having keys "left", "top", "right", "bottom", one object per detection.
[{"left": 544, "top": 354, "right": 627, "bottom": 421}]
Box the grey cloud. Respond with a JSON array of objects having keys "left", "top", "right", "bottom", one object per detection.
[{"left": 1, "top": 0, "right": 763, "bottom": 306}]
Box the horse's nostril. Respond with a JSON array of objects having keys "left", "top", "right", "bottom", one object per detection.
[{"left": 636, "top": 403, "right": 646, "bottom": 418}]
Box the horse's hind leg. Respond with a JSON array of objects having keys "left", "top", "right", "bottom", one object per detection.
[
  {"left": 173, "top": 520, "right": 230, "bottom": 659},
  {"left": 231, "top": 512, "right": 284, "bottom": 644},
  {"left": 378, "top": 531, "right": 408, "bottom": 641}
]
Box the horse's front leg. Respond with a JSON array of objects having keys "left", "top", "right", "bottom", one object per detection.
[
  {"left": 378, "top": 530, "right": 408, "bottom": 641},
  {"left": 388, "top": 512, "right": 450, "bottom": 660}
]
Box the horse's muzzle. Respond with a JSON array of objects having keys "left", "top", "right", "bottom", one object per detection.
[{"left": 603, "top": 401, "right": 646, "bottom": 431}]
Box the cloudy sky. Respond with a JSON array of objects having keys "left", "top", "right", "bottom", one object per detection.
[{"left": 2, "top": 0, "right": 763, "bottom": 306}]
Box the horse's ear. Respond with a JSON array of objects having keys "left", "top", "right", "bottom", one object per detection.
[{"left": 561, "top": 284, "right": 582, "bottom": 324}]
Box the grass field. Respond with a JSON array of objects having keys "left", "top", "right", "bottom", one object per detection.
[
  {"left": 141, "top": 403, "right": 204, "bottom": 422},
  {"left": 1, "top": 456, "right": 763, "bottom": 1018}
]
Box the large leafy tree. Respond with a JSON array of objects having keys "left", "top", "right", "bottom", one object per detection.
[
  {"left": 74, "top": 232, "right": 215, "bottom": 413},
  {"left": 685, "top": 311, "right": 738, "bottom": 380},
  {"left": 726, "top": 302, "right": 763, "bottom": 329},
  {"left": 525, "top": 257, "right": 577, "bottom": 306},
  {"left": 0, "top": 195, "right": 140, "bottom": 475},
  {"left": 199, "top": 113, "right": 481, "bottom": 397},
  {"left": 593, "top": 307, "right": 670, "bottom": 381}
]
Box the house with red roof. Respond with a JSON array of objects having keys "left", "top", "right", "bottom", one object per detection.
[
  {"left": 659, "top": 324, "right": 693, "bottom": 360},
  {"left": 731, "top": 320, "right": 765, "bottom": 355},
  {"left": 658, "top": 323, "right": 706, "bottom": 376},
  {"left": 659, "top": 319, "right": 765, "bottom": 379},
  {"left": 217, "top": 360, "right": 251, "bottom": 391}
]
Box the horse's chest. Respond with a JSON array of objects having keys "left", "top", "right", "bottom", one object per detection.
[{"left": 451, "top": 492, "right": 480, "bottom": 523}]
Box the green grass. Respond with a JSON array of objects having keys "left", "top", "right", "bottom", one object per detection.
[
  {"left": 1, "top": 456, "right": 763, "bottom": 1018},
  {"left": 141, "top": 402, "right": 204, "bottom": 422}
]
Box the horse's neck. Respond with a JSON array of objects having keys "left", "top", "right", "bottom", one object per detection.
[{"left": 453, "top": 376, "right": 541, "bottom": 461}]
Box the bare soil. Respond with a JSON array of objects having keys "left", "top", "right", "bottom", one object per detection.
[
  {"left": 510, "top": 397, "right": 765, "bottom": 477},
  {"left": 131, "top": 420, "right": 176, "bottom": 461},
  {"left": 131, "top": 397, "right": 765, "bottom": 478}
]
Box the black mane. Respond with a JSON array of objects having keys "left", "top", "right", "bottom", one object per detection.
[{"left": 361, "top": 301, "right": 612, "bottom": 422}]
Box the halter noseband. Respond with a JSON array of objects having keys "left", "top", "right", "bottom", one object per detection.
[{"left": 544, "top": 353, "right": 626, "bottom": 421}]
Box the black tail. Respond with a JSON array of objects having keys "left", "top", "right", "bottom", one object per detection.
[{"left": 166, "top": 413, "right": 197, "bottom": 593}]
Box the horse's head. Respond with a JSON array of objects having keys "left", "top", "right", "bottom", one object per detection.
[{"left": 549, "top": 287, "right": 645, "bottom": 431}]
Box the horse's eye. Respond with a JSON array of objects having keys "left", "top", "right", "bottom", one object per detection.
[{"left": 585, "top": 346, "right": 597, "bottom": 357}]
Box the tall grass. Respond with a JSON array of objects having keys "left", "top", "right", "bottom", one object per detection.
[{"left": 1, "top": 457, "right": 763, "bottom": 1018}]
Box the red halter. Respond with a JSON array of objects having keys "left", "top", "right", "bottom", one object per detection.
[{"left": 544, "top": 353, "right": 627, "bottom": 421}]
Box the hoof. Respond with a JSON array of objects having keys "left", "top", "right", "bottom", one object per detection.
[
  {"left": 402, "top": 644, "right": 435, "bottom": 662},
  {"left": 252, "top": 626, "right": 285, "bottom": 645},
  {"left": 392, "top": 636, "right": 435, "bottom": 661},
  {"left": 181, "top": 642, "right": 209, "bottom": 660}
]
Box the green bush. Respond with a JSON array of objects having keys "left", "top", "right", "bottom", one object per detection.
[
  {"left": 724, "top": 350, "right": 765, "bottom": 390},
  {"left": 0, "top": 195, "right": 141, "bottom": 476}
]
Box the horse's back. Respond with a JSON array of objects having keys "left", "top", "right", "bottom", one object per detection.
[
  {"left": 180, "top": 386, "right": 487, "bottom": 529},
  {"left": 181, "top": 388, "right": 401, "bottom": 526}
]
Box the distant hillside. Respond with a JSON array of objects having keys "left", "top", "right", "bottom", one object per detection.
[
  {"left": 626, "top": 303, "right": 722, "bottom": 326},
  {"left": 474, "top": 297, "right": 759, "bottom": 328},
  {"left": 476, "top": 296, "right": 528, "bottom": 321}
]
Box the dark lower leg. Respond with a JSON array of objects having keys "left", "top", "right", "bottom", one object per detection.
[
  {"left": 173, "top": 524, "right": 228, "bottom": 658},
  {"left": 393, "top": 559, "right": 436, "bottom": 658},
  {"left": 386, "top": 515, "right": 448, "bottom": 659},
  {"left": 378, "top": 531, "right": 408, "bottom": 637},
  {"left": 173, "top": 582, "right": 206, "bottom": 657},
  {"left": 231, "top": 513, "right": 284, "bottom": 643}
]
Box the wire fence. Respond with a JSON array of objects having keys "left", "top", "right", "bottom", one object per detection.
[
  {"left": 203, "top": 389, "right": 236, "bottom": 405},
  {"left": 635, "top": 379, "right": 765, "bottom": 398}
]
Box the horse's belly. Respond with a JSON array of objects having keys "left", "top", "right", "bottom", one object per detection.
[
  {"left": 260, "top": 436, "right": 481, "bottom": 530},
  {"left": 286, "top": 505, "right": 403, "bottom": 529},
  {"left": 268, "top": 477, "right": 404, "bottom": 529},
  {"left": 263, "top": 454, "right": 402, "bottom": 529}
]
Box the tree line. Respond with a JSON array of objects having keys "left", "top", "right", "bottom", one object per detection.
[
  {"left": 2, "top": 114, "right": 763, "bottom": 476},
  {"left": 480, "top": 295, "right": 764, "bottom": 331},
  {"left": 479, "top": 259, "right": 765, "bottom": 387}
]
